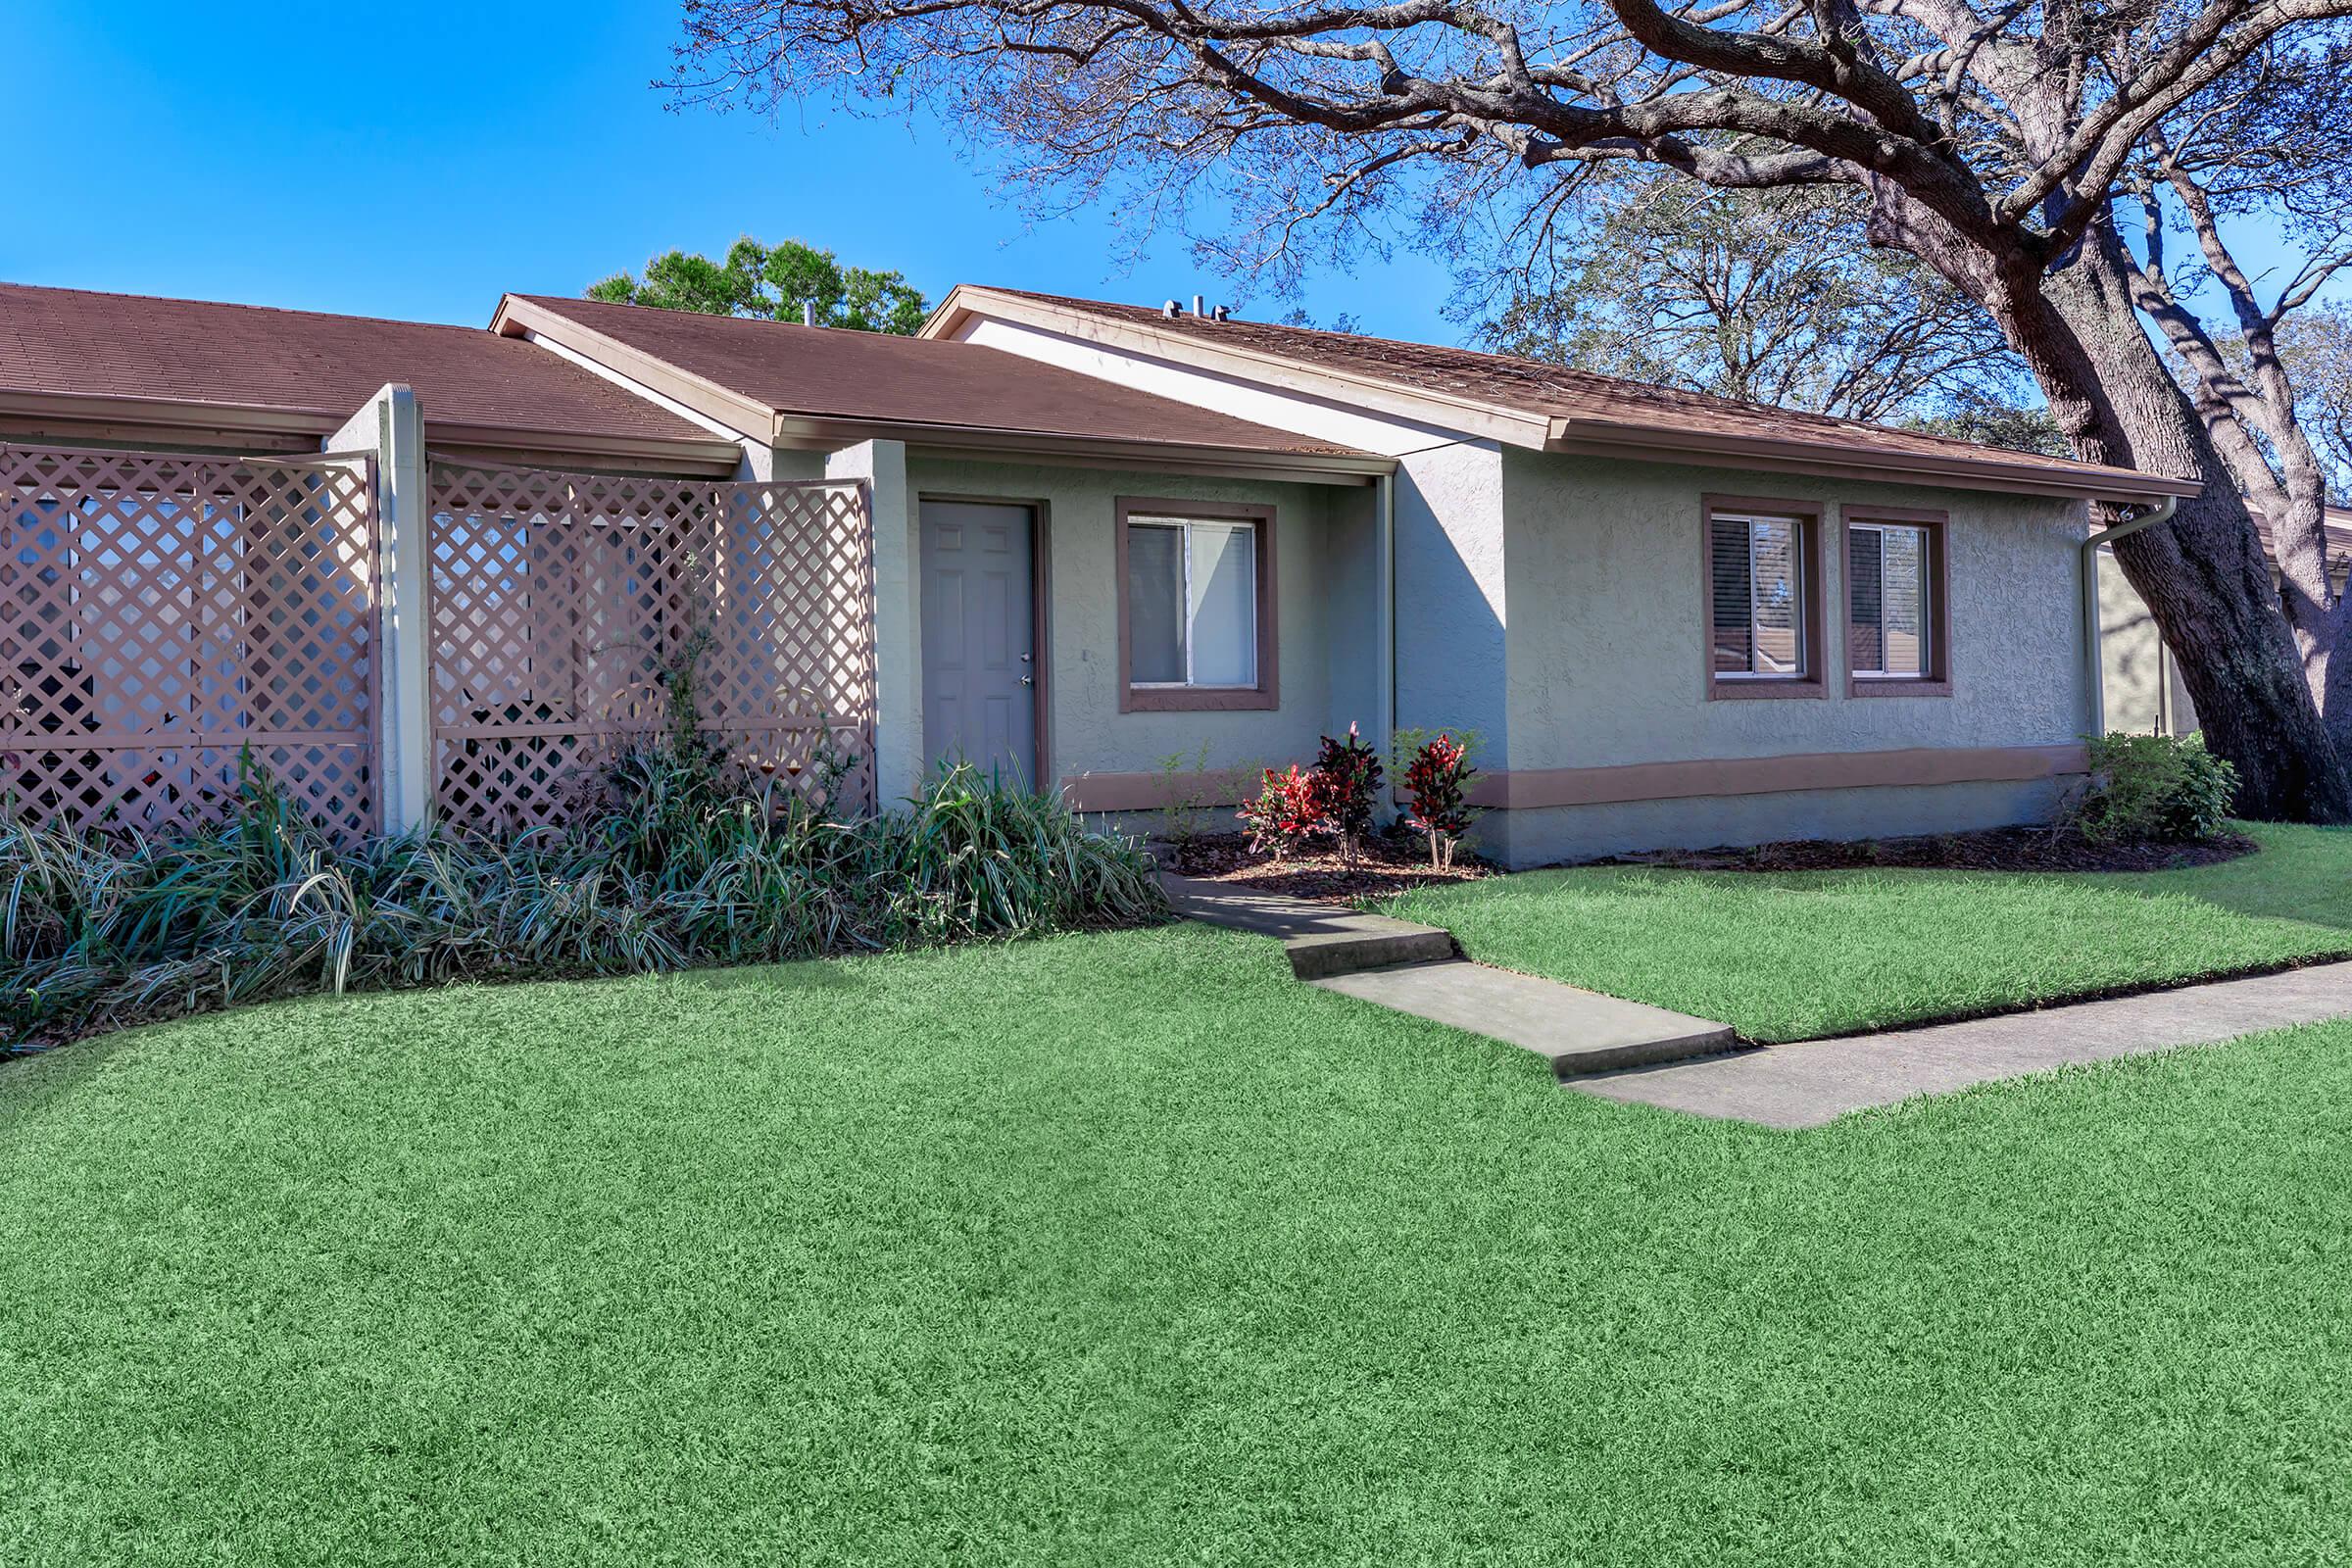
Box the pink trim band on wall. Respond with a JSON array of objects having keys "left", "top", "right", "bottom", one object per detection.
[
  {"left": 1061, "top": 745, "right": 2087, "bottom": 815},
  {"left": 1465, "top": 744, "right": 2088, "bottom": 810}
]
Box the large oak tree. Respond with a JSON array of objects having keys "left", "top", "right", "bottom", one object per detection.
[{"left": 669, "top": 0, "right": 2352, "bottom": 819}]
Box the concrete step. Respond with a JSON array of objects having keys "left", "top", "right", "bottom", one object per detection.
[
  {"left": 1157, "top": 865, "right": 1738, "bottom": 1074},
  {"left": 1157, "top": 870, "right": 1458, "bottom": 980},
  {"left": 1312, "top": 959, "right": 1740, "bottom": 1077}
]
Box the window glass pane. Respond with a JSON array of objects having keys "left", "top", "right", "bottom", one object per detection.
[
  {"left": 1881, "top": 525, "right": 1927, "bottom": 675},
  {"left": 1187, "top": 521, "right": 1257, "bottom": 687},
  {"left": 1127, "top": 522, "right": 1186, "bottom": 683},
  {"left": 1749, "top": 517, "right": 1803, "bottom": 674},
  {"left": 1847, "top": 526, "right": 1885, "bottom": 672},
  {"left": 1709, "top": 517, "right": 1755, "bottom": 674}
]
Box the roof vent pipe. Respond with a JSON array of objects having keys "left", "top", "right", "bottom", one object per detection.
[
  {"left": 802, "top": 300, "right": 816, "bottom": 327},
  {"left": 1212, "top": 305, "right": 1231, "bottom": 322},
  {"left": 1163, "top": 299, "right": 1182, "bottom": 319},
  {"left": 1193, "top": 293, "right": 1205, "bottom": 318}
]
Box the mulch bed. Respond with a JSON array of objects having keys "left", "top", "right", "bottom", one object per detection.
[
  {"left": 1603, "top": 824, "right": 2260, "bottom": 874},
  {"left": 1166, "top": 828, "right": 1494, "bottom": 902}
]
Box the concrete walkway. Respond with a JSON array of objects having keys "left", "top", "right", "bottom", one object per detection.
[
  {"left": 1577, "top": 960, "right": 2352, "bottom": 1129},
  {"left": 1160, "top": 870, "right": 1736, "bottom": 1074}
]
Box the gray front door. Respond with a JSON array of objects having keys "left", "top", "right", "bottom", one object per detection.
[{"left": 918, "top": 501, "right": 1036, "bottom": 784}]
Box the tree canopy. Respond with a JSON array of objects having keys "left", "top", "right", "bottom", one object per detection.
[
  {"left": 1461, "top": 177, "right": 2030, "bottom": 426},
  {"left": 590, "top": 237, "right": 929, "bottom": 333}
]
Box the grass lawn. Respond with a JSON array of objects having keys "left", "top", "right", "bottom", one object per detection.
[
  {"left": 8, "top": 924, "right": 2352, "bottom": 1564},
  {"left": 1385, "top": 821, "right": 2352, "bottom": 1042}
]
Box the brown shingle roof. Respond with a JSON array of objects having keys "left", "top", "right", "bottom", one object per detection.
[
  {"left": 962, "top": 288, "right": 2197, "bottom": 497},
  {"left": 506, "top": 293, "right": 1367, "bottom": 459},
  {"left": 0, "top": 281, "right": 717, "bottom": 449},
  {"left": 2254, "top": 506, "right": 2352, "bottom": 567}
]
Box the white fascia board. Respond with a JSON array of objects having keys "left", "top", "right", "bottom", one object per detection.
[
  {"left": 520, "top": 327, "right": 768, "bottom": 462},
  {"left": 953, "top": 317, "right": 1479, "bottom": 461}
]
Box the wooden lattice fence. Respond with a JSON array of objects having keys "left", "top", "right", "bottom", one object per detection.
[
  {"left": 1, "top": 444, "right": 379, "bottom": 836},
  {"left": 426, "top": 463, "right": 875, "bottom": 829}
]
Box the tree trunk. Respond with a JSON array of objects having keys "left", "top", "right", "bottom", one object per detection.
[{"left": 2005, "top": 232, "right": 2352, "bottom": 821}]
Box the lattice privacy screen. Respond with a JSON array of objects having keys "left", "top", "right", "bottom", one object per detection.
[
  {"left": 427, "top": 463, "right": 875, "bottom": 830},
  {"left": 1, "top": 444, "right": 379, "bottom": 836}
]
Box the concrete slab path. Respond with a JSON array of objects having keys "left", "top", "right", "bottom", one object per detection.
[
  {"left": 1158, "top": 867, "right": 1736, "bottom": 1071},
  {"left": 1577, "top": 959, "right": 2352, "bottom": 1129},
  {"left": 1314, "top": 960, "right": 1736, "bottom": 1076}
]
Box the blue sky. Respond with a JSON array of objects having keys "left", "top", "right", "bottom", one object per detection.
[
  {"left": 4, "top": 3, "right": 2333, "bottom": 352},
  {"left": 0, "top": 0, "right": 1451, "bottom": 338}
]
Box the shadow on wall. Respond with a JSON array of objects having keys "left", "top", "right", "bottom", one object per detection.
[{"left": 1392, "top": 465, "right": 1509, "bottom": 750}]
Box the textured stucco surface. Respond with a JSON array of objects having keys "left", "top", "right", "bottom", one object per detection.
[
  {"left": 828, "top": 440, "right": 919, "bottom": 805},
  {"left": 1394, "top": 442, "right": 1511, "bottom": 753},
  {"left": 1479, "top": 777, "right": 2071, "bottom": 866},
  {"left": 2098, "top": 548, "right": 2198, "bottom": 736},
  {"left": 1497, "top": 451, "right": 2090, "bottom": 771},
  {"left": 902, "top": 456, "right": 1370, "bottom": 783}
]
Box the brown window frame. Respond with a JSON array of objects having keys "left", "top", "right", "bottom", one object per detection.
[
  {"left": 1700, "top": 494, "right": 1827, "bottom": 701},
  {"left": 1116, "top": 497, "right": 1280, "bottom": 712},
  {"left": 1841, "top": 505, "right": 1953, "bottom": 698}
]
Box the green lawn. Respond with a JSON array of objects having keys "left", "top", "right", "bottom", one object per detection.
[
  {"left": 8, "top": 923, "right": 2352, "bottom": 1564},
  {"left": 1386, "top": 821, "right": 2352, "bottom": 1042}
]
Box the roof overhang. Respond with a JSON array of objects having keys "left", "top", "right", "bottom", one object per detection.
[
  {"left": 0, "top": 381, "right": 743, "bottom": 478},
  {"left": 925, "top": 286, "right": 1552, "bottom": 447},
  {"left": 0, "top": 387, "right": 331, "bottom": 452},
  {"left": 503, "top": 292, "right": 1393, "bottom": 485},
  {"left": 1543, "top": 416, "right": 2202, "bottom": 506},
  {"left": 494, "top": 293, "right": 777, "bottom": 442},
  {"left": 784, "top": 416, "right": 1391, "bottom": 485},
  {"left": 928, "top": 285, "right": 2202, "bottom": 506}
]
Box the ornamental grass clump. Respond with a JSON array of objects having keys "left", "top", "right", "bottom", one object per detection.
[{"left": 2, "top": 750, "right": 1164, "bottom": 1054}]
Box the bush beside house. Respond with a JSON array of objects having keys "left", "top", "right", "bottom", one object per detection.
[{"left": 2, "top": 751, "right": 1164, "bottom": 1054}]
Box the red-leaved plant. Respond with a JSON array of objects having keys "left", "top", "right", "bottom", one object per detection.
[
  {"left": 1237, "top": 763, "right": 1325, "bottom": 860},
  {"left": 1398, "top": 730, "right": 1480, "bottom": 869},
  {"left": 1312, "top": 723, "right": 1385, "bottom": 864}
]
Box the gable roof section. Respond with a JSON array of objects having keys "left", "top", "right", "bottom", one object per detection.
[
  {"left": 494, "top": 293, "right": 1390, "bottom": 482},
  {"left": 0, "top": 282, "right": 735, "bottom": 467},
  {"left": 927, "top": 286, "right": 2202, "bottom": 505}
]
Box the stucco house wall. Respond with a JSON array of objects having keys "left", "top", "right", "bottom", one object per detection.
[
  {"left": 1484, "top": 450, "right": 2091, "bottom": 863},
  {"left": 900, "top": 456, "right": 1372, "bottom": 795},
  {"left": 1392, "top": 441, "right": 1511, "bottom": 756},
  {"left": 2098, "top": 548, "right": 2199, "bottom": 737}
]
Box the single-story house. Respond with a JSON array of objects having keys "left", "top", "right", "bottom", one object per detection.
[
  {"left": 1, "top": 279, "right": 2193, "bottom": 864},
  {"left": 2098, "top": 505, "right": 2350, "bottom": 738}
]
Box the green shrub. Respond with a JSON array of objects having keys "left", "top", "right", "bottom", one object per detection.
[
  {"left": 2068, "top": 732, "right": 2239, "bottom": 844},
  {"left": 2, "top": 756, "right": 1164, "bottom": 1054}
]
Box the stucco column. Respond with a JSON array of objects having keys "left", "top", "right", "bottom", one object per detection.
[
  {"left": 826, "top": 439, "right": 919, "bottom": 808},
  {"left": 328, "top": 384, "right": 431, "bottom": 834}
]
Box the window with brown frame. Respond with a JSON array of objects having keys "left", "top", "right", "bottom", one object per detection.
[
  {"left": 1116, "top": 498, "right": 1278, "bottom": 712},
  {"left": 1843, "top": 508, "right": 1951, "bottom": 695},
  {"left": 1703, "top": 498, "right": 1824, "bottom": 698}
]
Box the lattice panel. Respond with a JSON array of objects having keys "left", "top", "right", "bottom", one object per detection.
[
  {"left": 426, "top": 463, "right": 875, "bottom": 830},
  {"left": 1, "top": 444, "right": 378, "bottom": 837}
]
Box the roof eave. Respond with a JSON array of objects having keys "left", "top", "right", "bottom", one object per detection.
[
  {"left": 928, "top": 285, "right": 1551, "bottom": 449},
  {"left": 491, "top": 294, "right": 781, "bottom": 443},
  {"left": 1544, "top": 416, "right": 2201, "bottom": 505},
  {"left": 0, "top": 387, "right": 332, "bottom": 438},
  {"left": 777, "top": 413, "right": 1393, "bottom": 484},
  {"left": 423, "top": 419, "right": 743, "bottom": 476}
]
